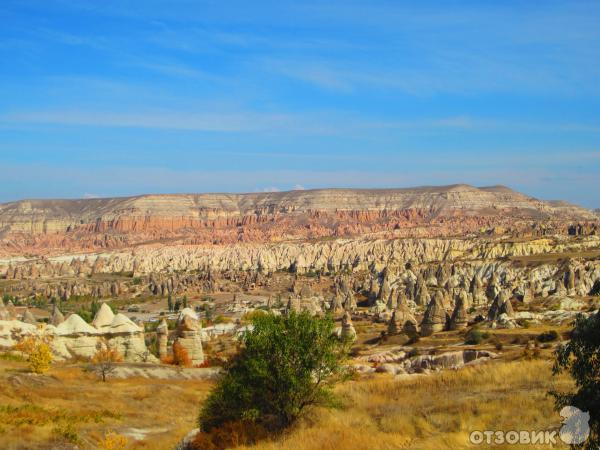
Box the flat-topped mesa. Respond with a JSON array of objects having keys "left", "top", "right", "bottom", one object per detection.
[{"left": 0, "top": 185, "right": 596, "bottom": 255}]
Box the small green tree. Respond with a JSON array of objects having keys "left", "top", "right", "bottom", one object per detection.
[
  {"left": 167, "top": 294, "right": 173, "bottom": 312},
  {"left": 205, "top": 305, "right": 214, "bottom": 323},
  {"left": 198, "top": 312, "right": 348, "bottom": 433},
  {"left": 551, "top": 312, "right": 599, "bottom": 449}
]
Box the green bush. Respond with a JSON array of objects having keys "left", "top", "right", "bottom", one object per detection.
[
  {"left": 536, "top": 330, "right": 559, "bottom": 343},
  {"left": 464, "top": 329, "right": 490, "bottom": 345},
  {"left": 198, "top": 312, "right": 348, "bottom": 433}
]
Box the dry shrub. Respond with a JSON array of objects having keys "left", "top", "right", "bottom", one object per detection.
[
  {"left": 52, "top": 422, "right": 80, "bottom": 444},
  {"left": 14, "top": 336, "right": 38, "bottom": 355},
  {"left": 97, "top": 431, "right": 128, "bottom": 450},
  {"left": 91, "top": 340, "right": 123, "bottom": 382},
  {"left": 162, "top": 341, "right": 192, "bottom": 367},
  {"left": 190, "top": 421, "right": 269, "bottom": 450}
]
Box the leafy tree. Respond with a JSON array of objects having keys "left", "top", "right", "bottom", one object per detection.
[
  {"left": 167, "top": 294, "right": 173, "bottom": 312},
  {"left": 28, "top": 341, "right": 53, "bottom": 374},
  {"left": 552, "top": 312, "right": 600, "bottom": 449},
  {"left": 174, "top": 298, "right": 182, "bottom": 312},
  {"left": 16, "top": 336, "right": 53, "bottom": 374},
  {"left": 198, "top": 312, "right": 349, "bottom": 433}
]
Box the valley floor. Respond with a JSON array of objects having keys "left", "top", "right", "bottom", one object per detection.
[{"left": 0, "top": 354, "right": 571, "bottom": 449}]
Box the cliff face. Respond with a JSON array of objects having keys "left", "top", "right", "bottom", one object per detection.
[{"left": 0, "top": 185, "right": 595, "bottom": 256}]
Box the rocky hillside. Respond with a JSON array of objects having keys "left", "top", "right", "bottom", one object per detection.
[{"left": 0, "top": 185, "right": 595, "bottom": 256}]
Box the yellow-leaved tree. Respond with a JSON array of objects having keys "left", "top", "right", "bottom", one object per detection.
[{"left": 15, "top": 336, "right": 53, "bottom": 374}]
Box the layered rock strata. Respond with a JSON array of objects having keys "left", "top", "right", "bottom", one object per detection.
[{"left": 0, "top": 185, "right": 596, "bottom": 256}]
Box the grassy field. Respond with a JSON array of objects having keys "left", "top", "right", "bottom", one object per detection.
[
  {"left": 0, "top": 358, "right": 212, "bottom": 449},
  {"left": 244, "top": 359, "right": 572, "bottom": 450},
  {"left": 0, "top": 353, "right": 572, "bottom": 449}
]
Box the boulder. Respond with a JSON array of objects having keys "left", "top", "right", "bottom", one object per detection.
[
  {"left": 21, "top": 309, "right": 37, "bottom": 325},
  {"left": 49, "top": 304, "right": 65, "bottom": 326},
  {"left": 341, "top": 311, "right": 357, "bottom": 342},
  {"left": 0, "top": 320, "right": 38, "bottom": 347}
]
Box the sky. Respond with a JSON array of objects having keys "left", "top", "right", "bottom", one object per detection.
[{"left": 0, "top": 1, "right": 599, "bottom": 208}]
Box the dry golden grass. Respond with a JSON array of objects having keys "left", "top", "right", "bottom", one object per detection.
[
  {"left": 0, "top": 350, "right": 573, "bottom": 449},
  {"left": 0, "top": 359, "right": 212, "bottom": 449},
  {"left": 240, "top": 359, "right": 572, "bottom": 450}
]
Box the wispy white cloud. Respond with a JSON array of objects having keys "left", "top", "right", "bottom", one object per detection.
[
  {"left": 0, "top": 110, "right": 294, "bottom": 133},
  {"left": 3, "top": 109, "right": 600, "bottom": 138}
]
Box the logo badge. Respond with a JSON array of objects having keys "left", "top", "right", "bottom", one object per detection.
[{"left": 559, "top": 406, "right": 590, "bottom": 445}]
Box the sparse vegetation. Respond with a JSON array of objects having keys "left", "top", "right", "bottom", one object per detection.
[
  {"left": 97, "top": 431, "right": 128, "bottom": 450},
  {"left": 0, "top": 359, "right": 208, "bottom": 449},
  {"left": 90, "top": 340, "right": 123, "bottom": 382},
  {"left": 241, "top": 359, "right": 570, "bottom": 450},
  {"left": 52, "top": 422, "right": 80, "bottom": 444}
]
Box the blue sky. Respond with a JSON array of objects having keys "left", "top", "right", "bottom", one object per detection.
[{"left": 0, "top": 1, "right": 599, "bottom": 207}]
